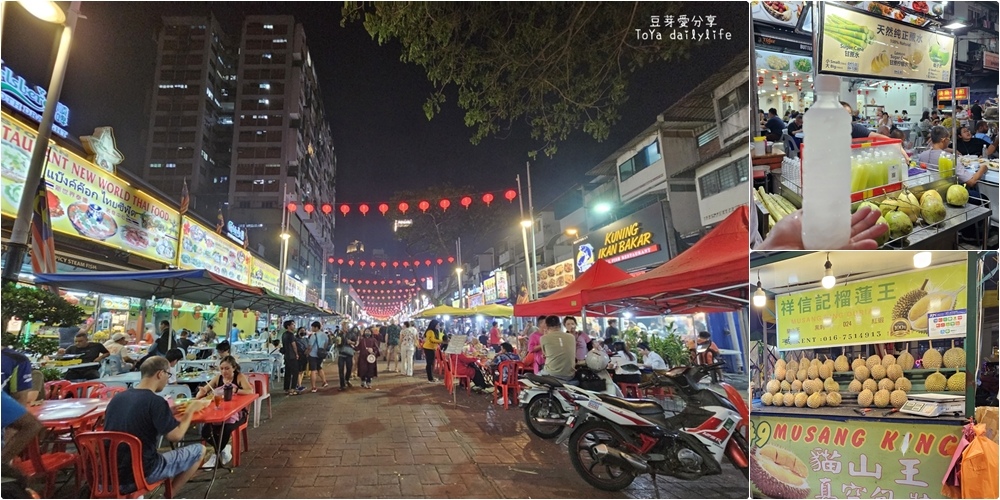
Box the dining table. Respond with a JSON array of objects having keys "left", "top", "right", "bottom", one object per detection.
[
  {"left": 98, "top": 371, "right": 142, "bottom": 387},
  {"left": 177, "top": 394, "right": 257, "bottom": 498},
  {"left": 28, "top": 398, "right": 109, "bottom": 429}
]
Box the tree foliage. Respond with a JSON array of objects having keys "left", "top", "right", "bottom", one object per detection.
[
  {"left": 343, "top": 2, "right": 690, "bottom": 158},
  {"left": 1, "top": 283, "right": 87, "bottom": 332}
]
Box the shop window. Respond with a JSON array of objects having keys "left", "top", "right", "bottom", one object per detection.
[
  {"left": 618, "top": 140, "right": 661, "bottom": 182},
  {"left": 697, "top": 127, "right": 719, "bottom": 147},
  {"left": 698, "top": 157, "right": 748, "bottom": 199}
]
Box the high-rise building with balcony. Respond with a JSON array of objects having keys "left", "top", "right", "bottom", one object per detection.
[{"left": 141, "top": 15, "right": 236, "bottom": 221}]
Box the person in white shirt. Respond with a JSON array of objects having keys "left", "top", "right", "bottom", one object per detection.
[
  {"left": 398, "top": 321, "right": 418, "bottom": 377},
  {"left": 637, "top": 342, "right": 667, "bottom": 370}
]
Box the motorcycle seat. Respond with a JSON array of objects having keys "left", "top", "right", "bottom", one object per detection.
[
  {"left": 524, "top": 373, "right": 565, "bottom": 388},
  {"left": 597, "top": 394, "right": 664, "bottom": 416}
]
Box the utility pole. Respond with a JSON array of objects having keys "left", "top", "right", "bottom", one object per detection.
[{"left": 526, "top": 162, "right": 539, "bottom": 299}]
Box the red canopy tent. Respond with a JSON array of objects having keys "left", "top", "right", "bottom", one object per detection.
[
  {"left": 581, "top": 206, "right": 750, "bottom": 316},
  {"left": 513, "top": 259, "right": 631, "bottom": 317}
]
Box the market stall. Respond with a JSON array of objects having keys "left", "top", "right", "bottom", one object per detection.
[
  {"left": 752, "top": 1, "right": 994, "bottom": 250},
  {"left": 512, "top": 259, "right": 630, "bottom": 317},
  {"left": 749, "top": 250, "right": 994, "bottom": 499}
]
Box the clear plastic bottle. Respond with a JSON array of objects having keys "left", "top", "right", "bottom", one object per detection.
[{"left": 801, "top": 75, "right": 851, "bottom": 249}]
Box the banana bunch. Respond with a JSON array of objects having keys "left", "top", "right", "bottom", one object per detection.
[{"left": 871, "top": 51, "right": 890, "bottom": 74}]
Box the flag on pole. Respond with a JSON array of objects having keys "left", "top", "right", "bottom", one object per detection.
[
  {"left": 216, "top": 208, "right": 224, "bottom": 234},
  {"left": 179, "top": 178, "right": 190, "bottom": 215},
  {"left": 30, "top": 181, "right": 58, "bottom": 291}
]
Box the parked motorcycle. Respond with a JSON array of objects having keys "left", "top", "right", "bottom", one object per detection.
[{"left": 555, "top": 361, "right": 749, "bottom": 491}]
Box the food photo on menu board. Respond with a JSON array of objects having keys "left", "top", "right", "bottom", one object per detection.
[
  {"left": 1, "top": 113, "right": 179, "bottom": 264},
  {"left": 178, "top": 219, "right": 250, "bottom": 282},
  {"left": 535, "top": 259, "right": 576, "bottom": 295}
]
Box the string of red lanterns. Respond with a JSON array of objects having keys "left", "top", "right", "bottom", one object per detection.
[
  {"left": 340, "top": 278, "right": 426, "bottom": 285},
  {"left": 327, "top": 256, "right": 455, "bottom": 267},
  {"left": 290, "top": 189, "right": 518, "bottom": 218}
]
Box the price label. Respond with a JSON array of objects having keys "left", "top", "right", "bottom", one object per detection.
[{"left": 928, "top": 309, "right": 966, "bottom": 337}]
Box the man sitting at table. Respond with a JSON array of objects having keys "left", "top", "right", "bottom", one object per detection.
[
  {"left": 177, "top": 330, "right": 196, "bottom": 352},
  {"left": 104, "top": 356, "right": 211, "bottom": 495},
  {"left": 103, "top": 333, "right": 136, "bottom": 376},
  {"left": 539, "top": 316, "right": 576, "bottom": 379},
  {"left": 59, "top": 332, "right": 109, "bottom": 380},
  {"left": 215, "top": 342, "right": 231, "bottom": 360},
  {"left": 637, "top": 342, "right": 667, "bottom": 371}
]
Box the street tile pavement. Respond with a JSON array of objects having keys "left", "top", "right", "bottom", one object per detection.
[{"left": 171, "top": 361, "right": 749, "bottom": 499}]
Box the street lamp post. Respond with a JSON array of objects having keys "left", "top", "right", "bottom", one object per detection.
[
  {"left": 0, "top": 1, "right": 81, "bottom": 284},
  {"left": 336, "top": 287, "right": 342, "bottom": 315},
  {"left": 455, "top": 267, "right": 463, "bottom": 308},
  {"left": 279, "top": 232, "right": 290, "bottom": 295},
  {"left": 519, "top": 220, "right": 534, "bottom": 300}
]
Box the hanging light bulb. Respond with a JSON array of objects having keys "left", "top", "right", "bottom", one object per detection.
[
  {"left": 821, "top": 254, "right": 836, "bottom": 290},
  {"left": 753, "top": 276, "right": 767, "bottom": 309},
  {"left": 913, "top": 252, "right": 932, "bottom": 269}
]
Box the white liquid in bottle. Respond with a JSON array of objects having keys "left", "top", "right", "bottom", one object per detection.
[{"left": 801, "top": 75, "right": 851, "bottom": 249}]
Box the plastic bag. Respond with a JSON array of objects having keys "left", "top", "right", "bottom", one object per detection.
[{"left": 961, "top": 423, "right": 999, "bottom": 500}]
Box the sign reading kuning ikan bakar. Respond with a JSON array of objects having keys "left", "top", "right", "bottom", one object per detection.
[
  {"left": 178, "top": 217, "right": 251, "bottom": 283},
  {"left": 749, "top": 414, "right": 961, "bottom": 499},
  {"left": 775, "top": 261, "right": 967, "bottom": 350},
  {"left": 250, "top": 258, "right": 280, "bottom": 294},
  {"left": 574, "top": 203, "right": 668, "bottom": 275},
  {"left": 818, "top": 3, "right": 956, "bottom": 84},
  {"left": 0, "top": 113, "right": 180, "bottom": 264}
]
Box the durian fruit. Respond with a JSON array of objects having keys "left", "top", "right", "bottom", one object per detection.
[
  {"left": 852, "top": 355, "right": 866, "bottom": 371},
  {"left": 922, "top": 348, "right": 943, "bottom": 369},
  {"left": 766, "top": 379, "right": 781, "bottom": 394},
  {"left": 866, "top": 355, "right": 882, "bottom": 370},
  {"left": 943, "top": 344, "right": 966, "bottom": 369},
  {"left": 804, "top": 380, "right": 818, "bottom": 395},
  {"left": 863, "top": 379, "right": 878, "bottom": 393},
  {"left": 807, "top": 392, "right": 824, "bottom": 408},
  {"left": 773, "top": 392, "right": 785, "bottom": 406},
  {"left": 820, "top": 358, "right": 834, "bottom": 379},
  {"left": 890, "top": 389, "right": 908, "bottom": 408},
  {"left": 848, "top": 379, "right": 863, "bottom": 392},
  {"left": 925, "top": 371, "right": 948, "bottom": 391},
  {"left": 780, "top": 380, "right": 791, "bottom": 392},
  {"left": 807, "top": 365, "right": 819, "bottom": 380},
  {"left": 947, "top": 369, "right": 965, "bottom": 392},
  {"left": 882, "top": 354, "right": 896, "bottom": 367},
  {"left": 823, "top": 377, "right": 840, "bottom": 393},
  {"left": 786, "top": 360, "right": 799, "bottom": 376},
  {"left": 798, "top": 355, "right": 810, "bottom": 369},
  {"left": 878, "top": 378, "right": 895, "bottom": 392},
  {"left": 775, "top": 366, "right": 787, "bottom": 381},
  {"left": 783, "top": 392, "right": 795, "bottom": 407},
  {"left": 858, "top": 389, "right": 874, "bottom": 407},
  {"left": 796, "top": 368, "right": 808, "bottom": 382},
  {"left": 834, "top": 353, "right": 850, "bottom": 373},
  {"left": 873, "top": 389, "right": 891, "bottom": 408},
  {"left": 892, "top": 279, "right": 929, "bottom": 320},
  {"left": 895, "top": 377, "right": 912, "bottom": 392},
  {"left": 897, "top": 350, "right": 915, "bottom": 370},
  {"left": 826, "top": 392, "right": 842, "bottom": 407},
  {"left": 886, "top": 364, "right": 903, "bottom": 381},
  {"left": 775, "top": 359, "right": 787, "bottom": 373},
  {"left": 794, "top": 392, "right": 808, "bottom": 408},
  {"left": 870, "top": 364, "right": 887, "bottom": 381},
  {"left": 854, "top": 365, "right": 870, "bottom": 381},
  {"left": 785, "top": 365, "right": 797, "bottom": 383},
  {"left": 791, "top": 380, "right": 803, "bottom": 392},
  {"left": 810, "top": 358, "right": 822, "bottom": 370},
  {"left": 762, "top": 392, "right": 774, "bottom": 405}
]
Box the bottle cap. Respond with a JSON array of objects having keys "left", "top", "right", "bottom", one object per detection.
[{"left": 815, "top": 74, "right": 840, "bottom": 93}]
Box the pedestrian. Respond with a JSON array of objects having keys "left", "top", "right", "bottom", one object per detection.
[
  {"left": 488, "top": 321, "right": 501, "bottom": 353},
  {"left": 385, "top": 319, "right": 401, "bottom": 372},
  {"left": 526, "top": 316, "right": 547, "bottom": 374},
  {"left": 422, "top": 319, "right": 443, "bottom": 383},
  {"left": 229, "top": 323, "right": 240, "bottom": 343},
  {"left": 399, "top": 321, "right": 418, "bottom": 376},
  {"left": 336, "top": 321, "right": 357, "bottom": 390},
  {"left": 307, "top": 321, "right": 330, "bottom": 392},
  {"left": 356, "top": 327, "right": 379, "bottom": 389},
  {"left": 295, "top": 327, "right": 309, "bottom": 389},
  {"left": 281, "top": 320, "right": 303, "bottom": 395}
]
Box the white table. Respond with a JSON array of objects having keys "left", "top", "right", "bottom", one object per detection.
[
  {"left": 45, "top": 362, "right": 100, "bottom": 373},
  {"left": 179, "top": 359, "right": 218, "bottom": 370},
  {"left": 98, "top": 372, "right": 141, "bottom": 387}
]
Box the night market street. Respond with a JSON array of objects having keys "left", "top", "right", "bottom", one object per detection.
[{"left": 166, "top": 362, "right": 747, "bottom": 500}]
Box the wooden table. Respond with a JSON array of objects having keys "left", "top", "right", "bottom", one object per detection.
[{"left": 182, "top": 394, "right": 257, "bottom": 498}]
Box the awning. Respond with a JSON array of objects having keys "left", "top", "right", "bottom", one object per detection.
[
  {"left": 513, "top": 259, "right": 631, "bottom": 317},
  {"left": 473, "top": 304, "right": 514, "bottom": 317},
  {"left": 258, "top": 289, "right": 335, "bottom": 317},
  {"left": 581, "top": 206, "right": 750, "bottom": 316},
  {"left": 415, "top": 305, "right": 476, "bottom": 319}
]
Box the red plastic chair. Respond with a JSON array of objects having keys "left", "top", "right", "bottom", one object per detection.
[
  {"left": 434, "top": 348, "right": 445, "bottom": 376},
  {"left": 246, "top": 373, "right": 271, "bottom": 428},
  {"left": 445, "top": 354, "right": 472, "bottom": 394},
  {"left": 93, "top": 387, "right": 126, "bottom": 400},
  {"left": 75, "top": 431, "right": 174, "bottom": 499},
  {"left": 228, "top": 420, "right": 250, "bottom": 467},
  {"left": 617, "top": 382, "right": 640, "bottom": 398},
  {"left": 492, "top": 360, "right": 520, "bottom": 409},
  {"left": 61, "top": 381, "right": 107, "bottom": 399},
  {"left": 44, "top": 380, "right": 71, "bottom": 400},
  {"left": 13, "top": 436, "right": 79, "bottom": 498}
]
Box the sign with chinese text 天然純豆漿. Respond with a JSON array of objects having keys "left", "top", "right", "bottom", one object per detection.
[{"left": 775, "top": 261, "right": 967, "bottom": 350}]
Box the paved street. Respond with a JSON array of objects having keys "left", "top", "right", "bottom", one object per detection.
[{"left": 172, "top": 360, "right": 748, "bottom": 499}]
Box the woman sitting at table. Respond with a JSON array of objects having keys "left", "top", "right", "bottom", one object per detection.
[
  {"left": 195, "top": 356, "right": 253, "bottom": 467},
  {"left": 454, "top": 352, "right": 493, "bottom": 392},
  {"left": 608, "top": 341, "right": 642, "bottom": 386}
]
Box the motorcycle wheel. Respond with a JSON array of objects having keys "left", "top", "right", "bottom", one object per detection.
[
  {"left": 567, "top": 420, "right": 637, "bottom": 491},
  {"left": 524, "top": 394, "right": 565, "bottom": 439},
  {"left": 730, "top": 428, "right": 749, "bottom": 478}
]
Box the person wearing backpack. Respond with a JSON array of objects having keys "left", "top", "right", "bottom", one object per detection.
[
  {"left": 295, "top": 327, "right": 310, "bottom": 390},
  {"left": 307, "top": 321, "right": 330, "bottom": 392}
]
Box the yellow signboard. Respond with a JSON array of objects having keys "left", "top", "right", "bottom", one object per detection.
[
  {"left": 1, "top": 113, "right": 180, "bottom": 264},
  {"left": 776, "top": 262, "right": 967, "bottom": 350},
  {"left": 178, "top": 217, "right": 251, "bottom": 284},
  {"left": 819, "top": 3, "right": 955, "bottom": 84},
  {"left": 250, "top": 258, "right": 280, "bottom": 293},
  {"left": 285, "top": 276, "right": 306, "bottom": 302}
]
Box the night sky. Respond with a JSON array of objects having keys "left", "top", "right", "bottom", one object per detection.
[{"left": 2, "top": 2, "right": 749, "bottom": 255}]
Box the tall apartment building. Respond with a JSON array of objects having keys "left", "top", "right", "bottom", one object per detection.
[
  {"left": 141, "top": 15, "right": 236, "bottom": 220},
  {"left": 228, "top": 16, "right": 336, "bottom": 283}
]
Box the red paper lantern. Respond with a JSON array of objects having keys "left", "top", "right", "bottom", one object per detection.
[
  {"left": 460, "top": 196, "right": 473, "bottom": 209},
  {"left": 436, "top": 258, "right": 443, "bottom": 265},
  {"left": 378, "top": 203, "right": 389, "bottom": 216},
  {"left": 414, "top": 260, "right": 421, "bottom": 267},
  {"left": 482, "top": 193, "right": 494, "bottom": 206},
  {"left": 321, "top": 203, "right": 333, "bottom": 215},
  {"left": 504, "top": 189, "right": 517, "bottom": 202},
  {"left": 365, "top": 280, "right": 370, "bottom": 285},
  {"left": 392, "top": 261, "right": 399, "bottom": 268},
  {"left": 286, "top": 202, "right": 298, "bottom": 212},
  {"left": 402, "top": 262, "right": 410, "bottom": 268},
  {"left": 439, "top": 199, "right": 450, "bottom": 211},
  {"left": 424, "top": 259, "right": 431, "bottom": 266},
  {"left": 359, "top": 260, "right": 367, "bottom": 267},
  {"left": 359, "top": 204, "right": 370, "bottom": 216},
  {"left": 304, "top": 203, "right": 315, "bottom": 214},
  {"left": 447, "top": 256, "right": 455, "bottom": 263},
  {"left": 398, "top": 202, "right": 409, "bottom": 214},
  {"left": 418, "top": 200, "right": 430, "bottom": 213},
  {"left": 339, "top": 204, "right": 350, "bottom": 216},
  {"left": 337, "top": 258, "right": 344, "bottom": 265},
  {"left": 327, "top": 257, "right": 334, "bottom": 264},
  {"left": 381, "top": 262, "right": 387, "bottom": 268},
  {"left": 348, "top": 260, "right": 355, "bottom": 266}
]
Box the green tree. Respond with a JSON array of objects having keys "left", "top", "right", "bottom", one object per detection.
[
  {"left": 342, "top": 2, "right": 690, "bottom": 158},
  {"left": 1, "top": 283, "right": 87, "bottom": 332},
  {"left": 391, "top": 184, "right": 517, "bottom": 257}
]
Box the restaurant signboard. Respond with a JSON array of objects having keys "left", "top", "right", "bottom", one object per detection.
[
  {"left": 483, "top": 276, "right": 497, "bottom": 304},
  {"left": 178, "top": 216, "right": 251, "bottom": 284},
  {"left": 495, "top": 270, "right": 509, "bottom": 302},
  {"left": 250, "top": 258, "right": 280, "bottom": 293},
  {"left": 573, "top": 203, "right": 669, "bottom": 275},
  {"left": 1, "top": 113, "right": 180, "bottom": 265},
  {"left": 285, "top": 276, "right": 306, "bottom": 302}
]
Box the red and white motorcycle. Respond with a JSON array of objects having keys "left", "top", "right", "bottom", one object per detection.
[{"left": 555, "top": 361, "right": 749, "bottom": 491}]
